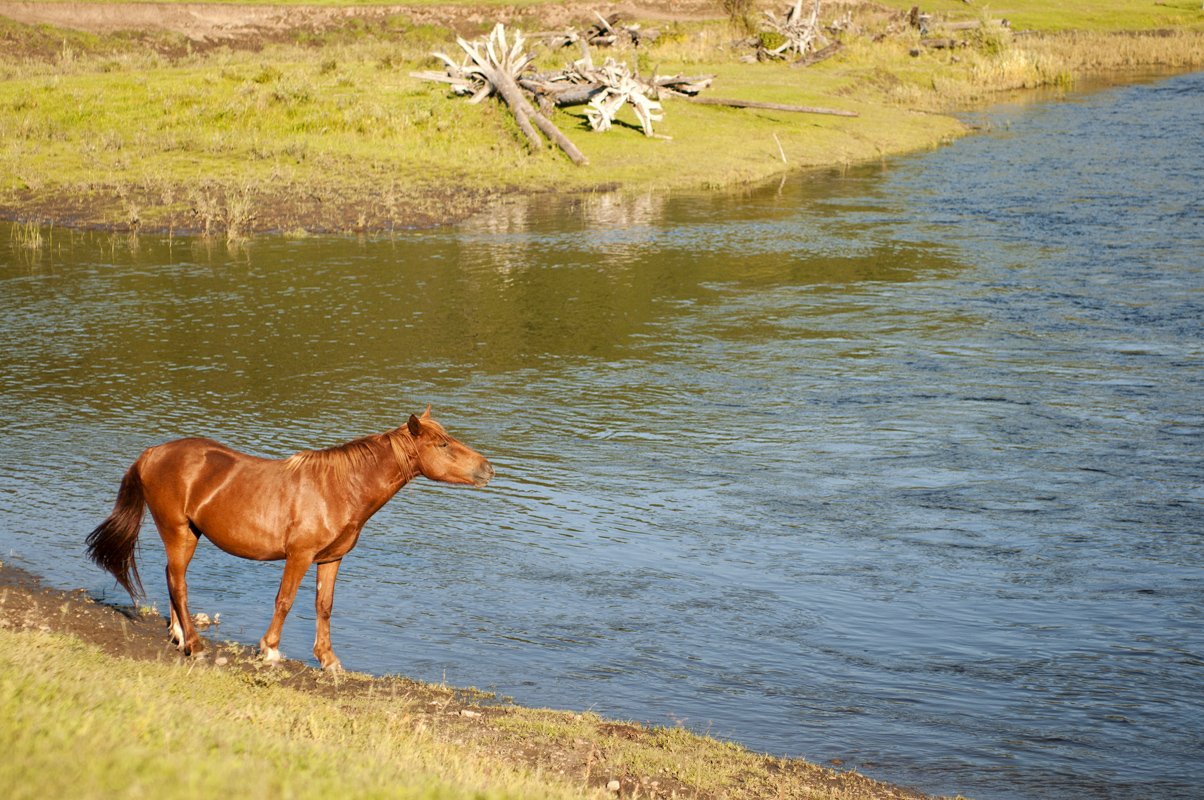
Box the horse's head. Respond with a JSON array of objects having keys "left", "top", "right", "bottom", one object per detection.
[{"left": 407, "top": 407, "right": 495, "bottom": 488}]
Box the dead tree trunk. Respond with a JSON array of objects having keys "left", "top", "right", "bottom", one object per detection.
[
  {"left": 435, "top": 24, "right": 589, "bottom": 166},
  {"left": 491, "top": 70, "right": 589, "bottom": 164}
]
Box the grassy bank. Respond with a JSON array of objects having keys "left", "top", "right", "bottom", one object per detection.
[
  {"left": 1, "top": 628, "right": 549, "bottom": 800},
  {"left": 0, "top": 563, "right": 937, "bottom": 800},
  {"left": 0, "top": 1, "right": 1202, "bottom": 233}
]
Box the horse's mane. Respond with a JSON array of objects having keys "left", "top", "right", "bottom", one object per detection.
[{"left": 282, "top": 427, "right": 419, "bottom": 482}]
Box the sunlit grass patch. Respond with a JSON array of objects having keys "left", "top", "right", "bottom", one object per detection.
[
  {"left": 0, "top": 628, "right": 585, "bottom": 800},
  {"left": 873, "top": 0, "right": 1204, "bottom": 32}
]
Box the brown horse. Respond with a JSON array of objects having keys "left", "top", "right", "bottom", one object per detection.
[{"left": 86, "top": 407, "right": 493, "bottom": 670}]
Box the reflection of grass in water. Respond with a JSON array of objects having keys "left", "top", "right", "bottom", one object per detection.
[{"left": 10, "top": 221, "right": 45, "bottom": 251}]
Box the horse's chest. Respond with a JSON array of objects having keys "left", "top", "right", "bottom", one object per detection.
[{"left": 313, "top": 526, "right": 362, "bottom": 561}]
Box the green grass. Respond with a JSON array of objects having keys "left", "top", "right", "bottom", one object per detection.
[
  {"left": 0, "top": 627, "right": 580, "bottom": 800},
  {"left": 875, "top": 0, "right": 1204, "bottom": 33}
]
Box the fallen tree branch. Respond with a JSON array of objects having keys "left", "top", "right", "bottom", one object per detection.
[
  {"left": 408, "top": 70, "right": 470, "bottom": 88},
  {"left": 944, "top": 19, "right": 1010, "bottom": 31},
  {"left": 687, "top": 97, "right": 859, "bottom": 117},
  {"left": 790, "top": 40, "right": 842, "bottom": 68},
  {"left": 518, "top": 78, "right": 608, "bottom": 109}
]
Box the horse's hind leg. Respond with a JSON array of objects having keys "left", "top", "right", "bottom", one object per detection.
[
  {"left": 313, "top": 559, "right": 343, "bottom": 672},
  {"left": 168, "top": 601, "right": 184, "bottom": 647},
  {"left": 161, "top": 523, "right": 204, "bottom": 656},
  {"left": 259, "top": 553, "right": 312, "bottom": 663}
]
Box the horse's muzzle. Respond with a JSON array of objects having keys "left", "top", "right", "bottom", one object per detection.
[{"left": 473, "top": 461, "right": 495, "bottom": 488}]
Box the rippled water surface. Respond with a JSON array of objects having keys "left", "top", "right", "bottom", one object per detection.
[{"left": 3, "top": 70, "right": 1202, "bottom": 800}]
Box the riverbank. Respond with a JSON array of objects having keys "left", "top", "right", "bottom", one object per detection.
[
  {"left": 1, "top": 559, "right": 943, "bottom": 800},
  {"left": 1, "top": 1, "right": 1201, "bottom": 234}
]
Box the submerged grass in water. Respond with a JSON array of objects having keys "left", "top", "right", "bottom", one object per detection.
[{"left": 8, "top": 221, "right": 45, "bottom": 250}]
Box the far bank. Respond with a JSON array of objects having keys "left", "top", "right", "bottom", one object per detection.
[{"left": 1, "top": 1, "right": 1202, "bottom": 234}]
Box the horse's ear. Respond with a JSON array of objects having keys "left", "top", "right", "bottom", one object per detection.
[
  {"left": 407, "top": 414, "right": 423, "bottom": 437},
  {"left": 421, "top": 404, "right": 432, "bottom": 419}
]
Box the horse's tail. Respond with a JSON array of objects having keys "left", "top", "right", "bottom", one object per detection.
[{"left": 86, "top": 455, "right": 148, "bottom": 600}]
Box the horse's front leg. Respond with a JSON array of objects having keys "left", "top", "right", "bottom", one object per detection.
[
  {"left": 259, "top": 554, "right": 312, "bottom": 663},
  {"left": 313, "top": 559, "right": 343, "bottom": 671}
]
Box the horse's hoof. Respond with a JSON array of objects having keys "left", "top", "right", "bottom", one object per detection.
[
  {"left": 322, "top": 659, "right": 344, "bottom": 673},
  {"left": 261, "top": 646, "right": 283, "bottom": 663}
]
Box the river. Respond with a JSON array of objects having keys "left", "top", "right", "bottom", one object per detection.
[{"left": 2, "top": 69, "right": 1201, "bottom": 800}]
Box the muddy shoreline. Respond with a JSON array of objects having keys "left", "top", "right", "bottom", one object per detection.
[{"left": 0, "top": 559, "right": 368, "bottom": 692}]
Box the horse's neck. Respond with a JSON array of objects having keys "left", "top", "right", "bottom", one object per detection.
[{"left": 350, "top": 445, "right": 417, "bottom": 519}]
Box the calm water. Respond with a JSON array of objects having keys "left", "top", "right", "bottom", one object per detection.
[{"left": 3, "top": 70, "right": 1202, "bottom": 800}]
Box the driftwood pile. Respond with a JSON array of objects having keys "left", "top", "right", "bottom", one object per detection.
[
  {"left": 761, "top": 0, "right": 827, "bottom": 59},
  {"left": 744, "top": 2, "right": 1014, "bottom": 65},
  {"left": 413, "top": 24, "right": 712, "bottom": 152},
  {"left": 581, "top": 60, "right": 664, "bottom": 136},
  {"left": 410, "top": 20, "right": 860, "bottom": 164},
  {"left": 872, "top": 6, "right": 1012, "bottom": 53},
  {"left": 519, "top": 45, "right": 714, "bottom": 138},
  {"left": 734, "top": 0, "right": 847, "bottom": 68},
  {"left": 520, "top": 66, "right": 713, "bottom": 113},
  {"left": 538, "top": 12, "right": 661, "bottom": 50}
]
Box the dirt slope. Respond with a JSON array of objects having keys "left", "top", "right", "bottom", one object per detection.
[{"left": 0, "top": 1, "right": 722, "bottom": 42}]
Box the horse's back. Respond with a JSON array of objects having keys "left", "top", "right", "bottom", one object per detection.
[
  {"left": 138, "top": 438, "right": 281, "bottom": 513},
  {"left": 141, "top": 437, "right": 256, "bottom": 478}
]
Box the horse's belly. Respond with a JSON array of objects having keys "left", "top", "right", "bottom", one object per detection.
[
  {"left": 190, "top": 482, "right": 292, "bottom": 561},
  {"left": 202, "top": 524, "right": 287, "bottom": 561}
]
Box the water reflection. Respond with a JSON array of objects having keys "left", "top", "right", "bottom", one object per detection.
[{"left": 3, "top": 70, "right": 1203, "bottom": 800}]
